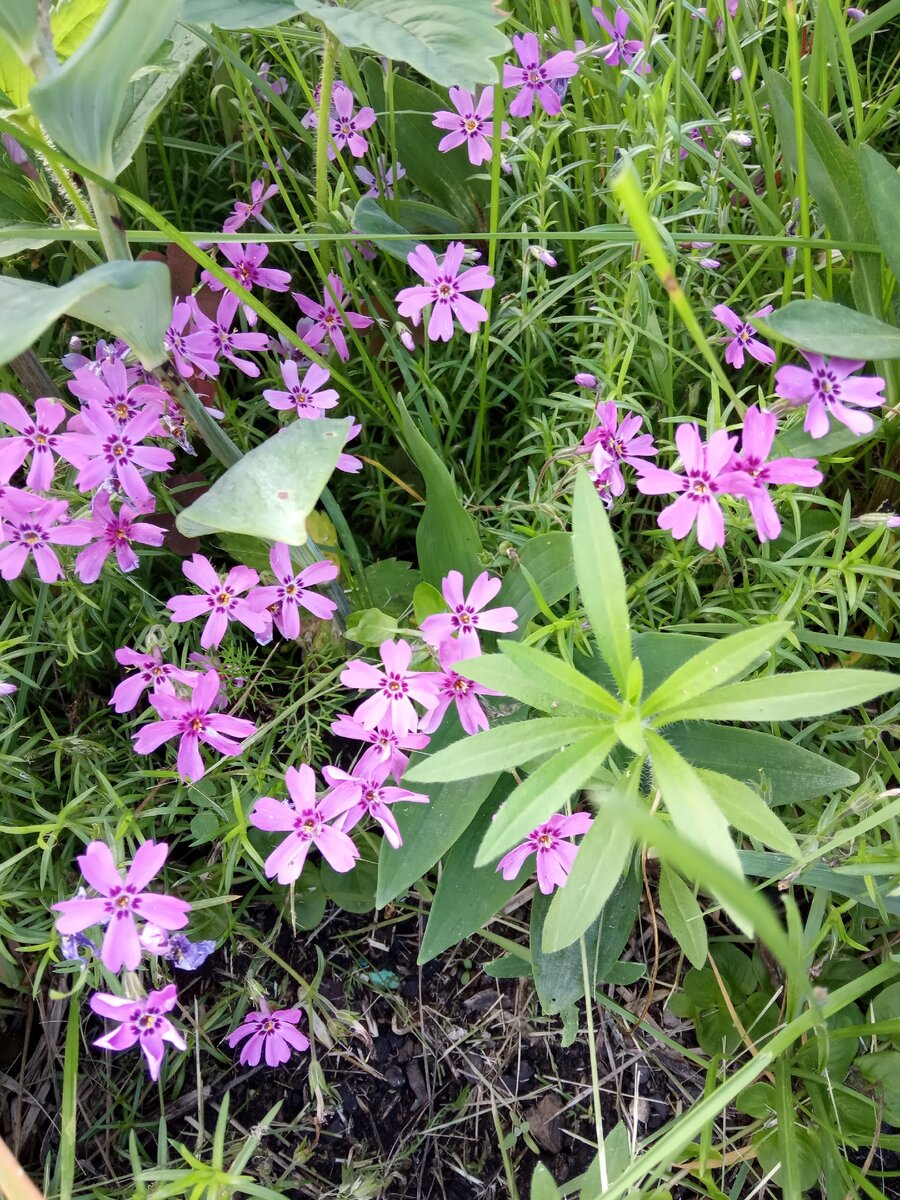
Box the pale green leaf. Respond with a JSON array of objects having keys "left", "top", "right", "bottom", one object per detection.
[
  {"left": 859, "top": 145, "right": 900, "bottom": 285},
  {"left": 404, "top": 717, "right": 601, "bottom": 784},
  {"left": 176, "top": 417, "right": 349, "bottom": 544},
  {"left": 658, "top": 864, "right": 708, "bottom": 968},
  {"left": 656, "top": 669, "right": 898, "bottom": 724},
  {"left": 182, "top": 0, "right": 302, "bottom": 26},
  {"left": 0, "top": 1, "right": 38, "bottom": 61},
  {"left": 573, "top": 470, "right": 632, "bottom": 692},
  {"left": 699, "top": 770, "right": 800, "bottom": 857},
  {"left": 757, "top": 301, "right": 900, "bottom": 360},
  {"left": 643, "top": 623, "right": 790, "bottom": 717},
  {"left": 530, "top": 1164, "right": 562, "bottom": 1200},
  {"left": 499, "top": 642, "right": 621, "bottom": 716},
  {"left": 474, "top": 730, "right": 618, "bottom": 865},
  {"left": 0, "top": 260, "right": 170, "bottom": 368},
  {"left": 345, "top": 608, "right": 399, "bottom": 646},
  {"left": 350, "top": 198, "right": 418, "bottom": 263},
  {"left": 459, "top": 653, "right": 590, "bottom": 716},
  {"left": 31, "top": 0, "right": 181, "bottom": 178},
  {"left": 496, "top": 532, "right": 575, "bottom": 632}
]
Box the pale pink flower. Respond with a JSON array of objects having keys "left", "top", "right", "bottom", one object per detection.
[
  {"left": 340, "top": 638, "right": 440, "bottom": 735},
  {"left": 167, "top": 554, "right": 269, "bottom": 649},
  {"left": 419, "top": 570, "right": 518, "bottom": 649},
  {"left": 354, "top": 157, "right": 405, "bottom": 199},
  {"left": 328, "top": 87, "right": 376, "bottom": 159},
  {"left": 165, "top": 300, "right": 220, "bottom": 379},
  {"left": 396, "top": 243, "right": 494, "bottom": 342},
  {"left": 293, "top": 273, "right": 373, "bottom": 362},
  {"left": 70, "top": 405, "right": 174, "bottom": 507},
  {"left": 74, "top": 493, "right": 164, "bottom": 583},
  {"left": 774, "top": 353, "right": 886, "bottom": 439},
  {"left": 712, "top": 304, "right": 776, "bottom": 370},
  {"left": 503, "top": 32, "right": 579, "bottom": 117},
  {"left": 592, "top": 7, "right": 651, "bottom": 73},
  {"left": 110, "top": 646, "right": 198, "bottom": 714},
  {"left": 581, "top": 401, "right": 657, "bottom": 496},
  {"left": 263, "top": 361, "right": 339, "bottom": 418},
  {"left": 497, "top": 813, "right": 594, "bottom": 893},
  {"left": 227, "top": 1000, "right": 309, "bottom": 1067},
  {"left": 0, "top": 494, "right": 92, "bottom": 583},
  {"left": 184, "top": 292, "right": 270, "bottom": 378},
  {"left": 222, "top": 180, "right": 279, "bottom": 233},
  {"left": 418, "top": 638, "right": 495, "bottom": 736},
  {"left": 330, "top": 714, "right": 429, "bottom": 782},
  {"left": 248, "top": 543, "right": 338, "bottom": 640},
  {"left": 249, "top": 764, "right": 359, "bottom": 884},
  {"left": 201, "top": 241, "right": 292, "bottom": 299},
  {"left": 67, "top": 359, "right": 167, "bottom": 429},
  {"left": 323, "top": 756, "right": 428, "bottom": 848},
  {"left": 433, "top": 87, "right": 507, "bottom": 165},
  {"left": 90, "top": 985, "right": 186, "bottom": 1080},
  {"left": 0, "top": 395, "right": 85, "bottom": 491}
]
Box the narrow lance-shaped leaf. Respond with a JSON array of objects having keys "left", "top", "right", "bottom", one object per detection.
[
  {"left": 658, "top": 864, "right": 708, "bottom": 969},
  {"left": 699, "top": 770, "right": 800, "bottom": 857},
  {"left": 459, "top": 653, "right": 589, "bottom": 716},
  {"left": 643, "top": 623, "right": 791, "bottom": 717},
  {"left": 859, "top": 144, "right": 900, "bottom": 287},
  {"left": 573, "top": 470, "right": 632, "bottom": 693},
  {"left": 499, "top": 642, "right": 621, "bottom": 716},
  {"left": 654, "top": 669, "right": 897, "bottom": 725},
  {"left": 474, "top": 729, "right": 618, "bottom": 866},
  {"left": 404, "top": 717, "right": 601, "bottom": 784}
]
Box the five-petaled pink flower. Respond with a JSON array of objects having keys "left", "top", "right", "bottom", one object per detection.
[
  {"left": 202, "top": 242, "right": 292, "bottom": 308},
  {"left": 323, "top": 756, "right": 428, "bottom": 848},
  {"left": 396, "top": 243, "right": 495, "bottom": 342},
  {"left": 70, "top": 405, "right": 174, "bottom": 507},
  {"left": 0, "top": 394, "right": 84, "bottom": 491},
  {"left": 249, "top": 764, "right": 359, "bottom": 883},
  {"left": 503, "top": 32, "right": 579, "bottom": 117},
  {"left": 433, "top": 87, "right": 507, "bottom": 165},
  {"left": 496, "top": 813, "right": 594, "bottom": 893},
  {"left": 167, "top": 554, "right": 269, "bottom": 649},
  {"left": 132, "top": 669, "right": 257, "bottom": 781},
  {"left": 419, "top": 570, "right": 519, "bottom": 649},
  {"left": 249, "top": 543, "right": 338, "bottom": 640},
  {"left": 712, "top": 304, "right": 776, "bottom": 370},
  {"left": 74, "top": 493, "right": 165, "bottom": 583},
  {"left": 720, "top": 406, "right": 823, "bottom": 542},
  {"left": 293, "top": 273, "right": 373, "bottom": 362},
  {"left": 592, "top": 7, "right": 651, "bottom": 73},
  {"left": 355, "top": 157, "right": 405, "bottom": 199},
  {"left": 330, "top": 713, "right": 430, "bottom": 782},
  {"left": 340, "top": 638, "right": 440, "bottom": 735},
  {"left": 90, "top": 984, "right": 186, "bottom": 1080},
  {"left": 52, "top": 840, "right": 190, "bottom": 972},
  {"left": 165, "top": 300, "right": 221, "bottom": 379},
  {"left": 581, "top": 401, "right": 657, "bottom": 497},
  {"left": 110, "top": 646, "right": 198, "bottom": 714},
  {"left": 263, "top": 361, "right": 339, "bottom": 419},
  {"left": 418, "top": 638, "right": 495, "bottom": 736},
  {"left": 185, "top": 292, "right": 270, "bottom": 378},
  {"left": 328, "top": 87, "right": 376, "bottom": 159},
  {"left": 223, "top": 179, "right": 279, "bottom": 233},
  {"left": 774, "top": 353, "right": 886, "bottom": 438},
  {"left": 67, "top": 359, "right": 167, "bottom": 429},
  {"left": 635, "top": 424, "right": 750, "bottom": 550},
  {"left": 227, "top": 1000, "right": 309, "bottom": 1067},
  {"left": 0, "top": 493, "right": 92, "bottom": 583}
]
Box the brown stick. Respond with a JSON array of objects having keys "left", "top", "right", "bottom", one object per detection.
[{"left": 9, "top": 350, "right": 63, "bottom": 401}]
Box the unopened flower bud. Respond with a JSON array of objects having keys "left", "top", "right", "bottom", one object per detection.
[
  {"left": 730, "top": 66, "right": 743, "bottom": 81},
  {"left": 398, "top": 327, "right": 415, "bottom": 352},
  {"left": 529, "top": 246, "right": 557, "bottom": 268},
  {"left": 574, "top": 372, "right": 598, "bottom": 389}
]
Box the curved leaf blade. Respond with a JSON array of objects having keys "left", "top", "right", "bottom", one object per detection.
[
  {"left": 658, "top": 864, "right": 707, "bottom": 969},
  {"left": 656, "top": 669, "right": 897, "bottom": 724},
  {"left": 499, "top": 642, "right": 621, "bottom": 716},
  {"left": 0, "top": 1, "right": 38, "bottom": 61},
  {"left": 757, "top": 300, "right": 900, "bottom": 361},
  {"left": 699, "top": 769, "right": 800, "bottom": 857},
  {"left": 573, "top": 470, "right": 632, "bottom": 692}
]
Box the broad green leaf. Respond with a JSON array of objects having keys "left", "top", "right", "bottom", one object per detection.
[
  {"left": 320, "top": 856, "right": 377, "bottom": 914},
  {"left": 656, "top": 669, "right": 897, "bottom": 724},
  {"left": 667, "top": 723, "right": 858, "bottom": 806},
  {"left": 182, "top": 0, "right": 301, "bottom": 26},
  {"left": 859, "top": 145, "right": 900, "bottom": 285},
  {"left": 658, "top": 864, "right": 707, "bottom": 969},
  {"left": 739, "top": 850, "right": 900, "bottom": 918},
  {"left": 412, "top": 581, "right": 445, "bottom": 625},
  {"left": 345, "top": 608, "right": 399, "bottom": 645},
  {"left": 418, "top": 778, "right": 520, "bottom": 963},
  {"left": 530, "top": 1164, "right": 562, "bottom": 1200},
  {"left": 375, "top": 713, "right": 499, "bottom": 906},
  {"left": 757, "top": 301, "right": 900, "bottom": 361},
  {"left": 460, "top": 652, "right": 587, "bottom": 716},
  {"left": 475, "top": 730, "right": 617, "bottom": 865},
  {"left": 0, "top": 260, "right": 170, "bottom": 368},
  {"left": 404, "top": 716, "right": 600, "bottom": 784},
  {"left": 31, "top": 0, "right": 181, "bottom": 178},
  {"left": 306, "top": 0, "right": 508, "bottom": 91},
  {"left": 499, "top": 642, "right": 620, "bottom": 716},
  {"left": 573, "top": 471, "right": 632, "bottom": 692},
  {"left": 395, "top": 199, "right": 465, "bottom": 239},
  {"left": 647, "top": 732, "right": 742, "bottom": 877},
  {"left": 699, "top": 769, "right": 800, "bottom": 857},
  {"left": 0, "top": 38, "right": 33, "bottom": 109},
  {"left": 531, "top": 858, "right": 641, "bottom": 1013},
  {"left": 497, "top": 532, "right": 575, "bottom": 634},
  {"left": 395, "top": 395, "right": 482, "bottom": 588},
  {"left": 578, "top": 631, "right": 711, "bottom": 696},
  {"left": 350, "top": 198, "right": 418, "bottom": 263},
  {"left": 541, "top": 778, "right": 636, "bottom": 952},
  {"left": 0, "top": 1, "right": 37, "bottom": 62},
  {"left": 176, "top": 417, "right": 349, "bottom": 544},
  {"left": 643, "top": 623, "right": 790, "bottom": 717}
]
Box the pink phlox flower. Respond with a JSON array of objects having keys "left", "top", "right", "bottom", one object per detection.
[
  {"left": 328, "top": 86, "right": 376, "bottom": 158},
  {"left": 52, "top": 840, "right": 190, "bottom": 973},
  {"left": 418, "top": 638, "right": 496, "bottom": 736},
  {"left": 139, "top": 924, "right": 216, "bottom": 970},
  {"left": 249, "top": 764, "right": 359, "bottom": 884},
  {"left": 342, "top": 235, "right": 378, "bottom": 266},
  {"left": 61, "top": 337, "right": 128, "bottom": 377},
  {"left": 0, "top": 494, "right": 92, "bottom": 583},
  {"left": 90, "top": 984, "right": 186, "bottom": 1080},
  {"left": 774, "top": 352, "right": 886, "bottom": 439},
  {"left": 340, "top": 638, "right": 440, "bottom": 735},
  {"left": 263, "top": 360, "right": 339, "bottom": 419},
  {"left": 70, "top": 403, "right": 174, "bottom": 506},
  {"left": 165, "top": 300, "right": 221, "bottom": 379},
  {"left": 717, "top": 406, "right": 823, "bottom": 543},
  {"left": 433, "top": 87, "right": 507, "bottom": 166},
  {"left": 276, "top": 317, "right": 324, "bottom": 365},
  {"left": 110, "top": 645, "right": 198, "bottom": 714},
  {"left": 354, "top": 156, "right": 405, "bottom": 199},
  {"left": 257, "top": 62, "right": 288, "bottom": 97},
  {"left": 74, "top": 492, "right": 165, "bottom": 583},
  {"left": 222, "top": 179, "right": 279, "bottom": 233},
  {"left": 202, "top": 241, "right": 292, "bottom": 303},
  {"left": 574, "top": 372, "right": 598, "bottom": 389},
  {"left": 497, "top": 813, "right": 594, "bottom": 893},
  {"left": 712, "top": 304, "right": 776, "bottom": 370},
  {"left": 396, "top": 242, "right": 495, "bottom": 342},
  {"left": 227, "top": 999, "right": 309, "bottom": 1067},
  {"left": 337, "top": 418, "right": 364, "bottom": 473},
  {"left": 0, "top": 680, "right": 16, "bottom": 696},
  {"left": 589, "top": 462, "right": 616, "bottom": 509},
  {"left": 248, "top": 542, "right": 338, "bottom": 640},
  {"left": 0, "top": 394, "right": 84, "bottom": 491},
  {"left": 634, "top": 423, "right": 751, "bottom": 550},
  {"left": 167, "top": 553, "right": 269, "bottom": 649},
  {"left": 293, "top": 273, "right": 373, "bottom": 362},
  {"left": 330, "top": 713, "right": 429, "bottom": 782},
  {"left": 592, "top": 7, "right": 651, "bottom": 73},
  {"left": 67, "top": 359, "right": 167, "bottom": 433},
  {"left": 322, "top": 755, "right": 428, "bottom": 849},
  {"left": 132, "top": 669, "right": 256, "bottom": 782},
  {"left": 581, "top": 401, "right": 657, "bottom": 496},
  {"left": 419, "top": 569, "right": 519, "bottom": 649},
  {"left": 503, "top": 31, "right": 579, "bottom": 117},
  {"left": 184, "top": 292, "right": 270, "bottom": 378},
  {"left": 301, "top": 79, "right": 348, "bottom": 130}
]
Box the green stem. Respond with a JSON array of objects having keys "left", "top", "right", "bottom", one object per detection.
[
  {"left": 314, "top": 29, "right": 340, "bottom": 269},
  {"left": 85, "top": 181, "right": 132, "bottom": 262},
  {"left": 581, "top": 937, "right": 609, "bottom": 1194}
]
